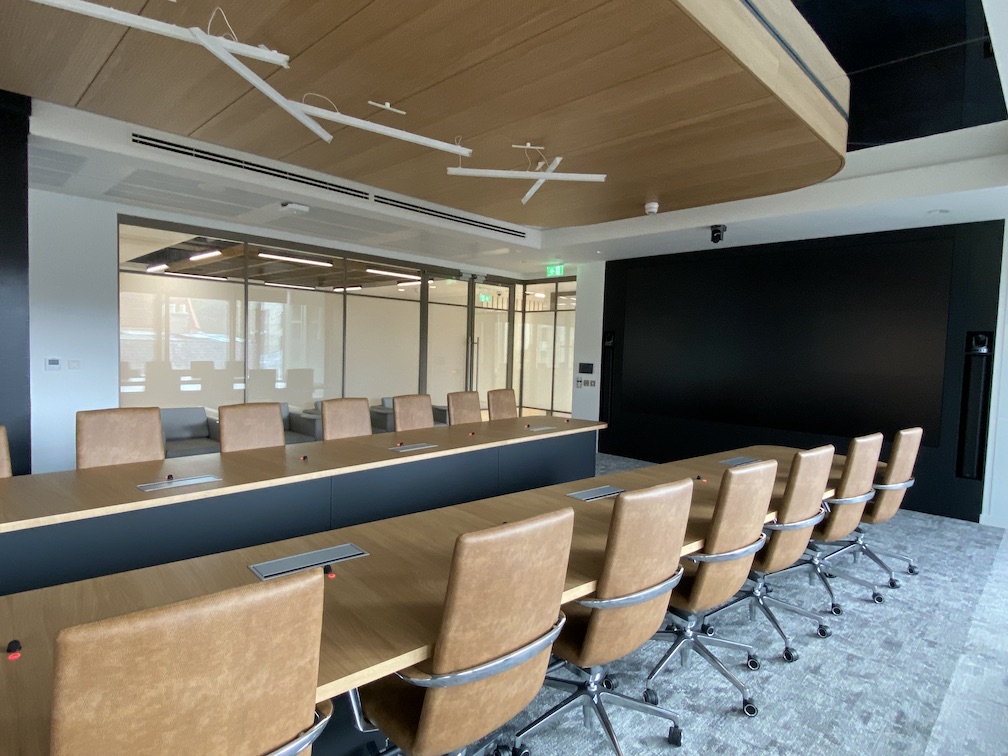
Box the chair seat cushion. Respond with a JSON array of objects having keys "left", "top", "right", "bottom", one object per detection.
[
  {"left": 165, "top": 438, "right": 220, "bottom": 458},
  {"left": 359, "top": 676, "right": 425, "bottom": 755},
  {"left": 284, "top": 431, "right": 314, "bottom": 445},
  {"left": 551, "top": 603, "right": 591, "bottom": 666}
]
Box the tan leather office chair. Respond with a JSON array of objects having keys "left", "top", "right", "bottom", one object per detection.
[
  {"left": 841, "top": 427, "right": 924, "bottom": 586},
  {"left": 646, "top": 459, "right": 777, "bottom": 717},
  {"left": 704, "top": 446, "right": 835, "bottom": 662},
  {"left": 321, "top": 397, "right": 372, "bottom": 440},
  {"left": 75, "top": 407, "right": 165, "bottom": 470},
  {"left": 218, "top": 402, "right": 286, "bottom": 452},
  {"left": 353, "top": 508, "right": 574, "bottom": 756},
  {"left": 0, "top": 425, "right": 11, "bottom": 478},
  {"left": 446, "top": 391, "right": 482, "bottom": 425},
  {"left": 515, "top": 480, "right": 693, "bottom": 753},
  {"left": 392, "top": 394, "right": 434, "bottom": 432},
  {"left": 487, "top": 388, "right": 517, "bottom": 421},
  {"left": 50, "top": 570, "right": 331, "bottom": 755},
  {"left": 778, "top": 432, "right": 885, "bottom": 615}
]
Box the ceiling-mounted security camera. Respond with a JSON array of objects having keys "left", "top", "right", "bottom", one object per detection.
[
  {"left": 644, "top": 201, "right": 659, "bottom": 216},
  {"left": 710, "top": 224, "right": 726, "bottom": 244}
]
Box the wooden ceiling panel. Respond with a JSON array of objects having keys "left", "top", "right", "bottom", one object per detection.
[
  {"left": 190, "top": 0, "right": 615, "bottom": 158},
  {"left": 0, "top": 0, "right": 145, "bottom": 105},
  {"left": 9, "top": 0, "right": 849, "bottom": 228},
  {"left": 75, "top": 0, "right": 371, "bottom": 137},
  {"left": 279, "top": 2, "right": 723, "bottom": 188}
]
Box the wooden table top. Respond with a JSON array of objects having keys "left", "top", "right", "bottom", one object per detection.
[
  {"left": 0, "top": 418, "right": 604, "bottom": 534},
  {"left": 0, "top": 443, "right": 828, "bottom": 755}
]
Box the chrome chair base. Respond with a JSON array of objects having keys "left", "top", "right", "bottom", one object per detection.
[
  {"left": 775, "top": 542, "right": 885, "bottom": 614},
  {"left": 515, "top": 665, "right": 683, "bottom": 756},
  {"left": 705, "top": 574, "right": 832, "bottom": 660},
  {"left": 836, "top": 527, "right": 920, "bottom": 587},
  {"left": 646, "top": 614, "right": 759, "bottom": 717}
]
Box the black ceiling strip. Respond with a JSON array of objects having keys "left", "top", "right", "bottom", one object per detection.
[{"left": 738, "top": 0, "right": 850, "bottom": 122}]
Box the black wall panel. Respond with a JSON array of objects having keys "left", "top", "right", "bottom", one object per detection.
[
  {"left": 601, "top": 221, "right": 1005, "bottom": 522},
  {"left": 0, "top": 92, "right": 30, "bottom": 474}
]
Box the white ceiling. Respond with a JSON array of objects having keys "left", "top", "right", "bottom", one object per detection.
[{"left": 28, "top": 84, "right": 1008, "bottom": 280}]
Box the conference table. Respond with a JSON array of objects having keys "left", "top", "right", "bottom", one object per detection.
[
  {"left": 0, "top": 443, "right": 835, "bottom": 755},
  {"left": 0, "top": 418, "right": 602, "bottom": 595}
]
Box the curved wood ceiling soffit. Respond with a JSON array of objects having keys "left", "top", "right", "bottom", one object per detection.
[{"left": 0, "top": 0, "right": 850, "bottom": 228}]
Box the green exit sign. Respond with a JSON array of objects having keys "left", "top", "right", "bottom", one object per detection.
[
  {"left": 546, "top": 264, "right": 565, "bottom": 277},
  {"left": 478, "top": 293, "right": 492, "bottom": 303}
]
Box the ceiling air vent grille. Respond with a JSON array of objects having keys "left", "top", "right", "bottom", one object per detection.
[
  {"left": 373, "top": 195, "right": 527, "bottom": 239},
  {"left": 131, "top": 134, "right": 370, "bottom": 200},
  {"left": 132, "top": 133, "right": 527, "bottom": 240}
]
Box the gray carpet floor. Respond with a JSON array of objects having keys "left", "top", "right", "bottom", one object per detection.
[{"left": 504, "top": 454, "right": 1008, "bottom": 755}]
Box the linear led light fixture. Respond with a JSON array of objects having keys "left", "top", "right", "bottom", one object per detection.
[
  {"left": 264, "top": 282, "right": 316, "bottom": 291},
  {"left": 447, "top": 166, "right": 606, "bottom": 182},
  {"left": 293, "top": 102, "right": 470, "bottom": 157},
  {"left": 27, "top": 0, "right": 289, "bottom": 66},
  {"left": 365, "top": 268, "right": 422, "bottom": 281},
  {"left": 146, "top": 263, "right": 169, "bottom": 273},
  {"left": 396, "top": 281, "right": 422, "bottom": 287},
  {"left": 333, "top": 286, "right": 363, "bottom": 293},
  {"left": 522, "top": 157, "right": 562, "bottom": 205},
  {"left": 190, "top": 29, "right": 332, "bottom": 143},
  {"left": 165, "top": 272, "right": 227, "bottom": 282},
  {"left": 189, "top": 249, "right": 222, "bottom": 261},
  {"left": 258, "top": 252, "right": 333, "bottom": 268}
]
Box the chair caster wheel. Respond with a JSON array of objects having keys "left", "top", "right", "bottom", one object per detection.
[
  {"left": 493, "top": 746, "right": 512, "bottom": 756},
  {"left": 511, "top": 747, "right": 531, "bottom": 756},
  {"left": 668, "top": 725, "right": 683, "bottom": 747},
  {"left": 872, "top": 592, "right": 884, "bottom": 604},
  {"left": 764, "top": 584, "right": 774, "bottom": 594},
  {"left": 746, "top": 653, "right": 761, "bottom": 671},
  {"left": 830, "top": 604, "right": 844, "bottom": 616},
  {"left": 742, "top": 699, "right": 758, "bottom": 717},
  {"left": 783, "top": 647, "right": 799, "bottom": 662},
  {"left": 601, "top": 675, "right": 619, "bottom": 691},
  {"left": 908, "top": 564, "right": 920, "bottom": 575},
  {"left": 816, "top": 624, "right": 832, "bottom": 638},
  {"left": 888, "top": 578, "right": 901, "bottom": 589},
  {"left": 824, "top": 572, "right": 837, "bottom": 579},
  {"left": 701, "top": 623, "right": 716, "bottom": 637},
  {"left": 643, "top": 688, "right": 659, "bottom": 705}
]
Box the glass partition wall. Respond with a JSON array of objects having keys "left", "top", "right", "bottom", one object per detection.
[
  {"left": 118, "top": 222, "right": 572, "bottom": 419},
  {"left": 515, "top": 280, "right": 576, "bottom": 417}
]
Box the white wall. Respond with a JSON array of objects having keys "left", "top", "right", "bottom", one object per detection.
[
  {"left": 982, "top": 219, "right": 1008, "bottom": 529},
  {"left": 29, "top": 190, "right": 120, "bottom": 471},
  {"left": 571, "top": 263, "right": 605, "bottom": 421}
]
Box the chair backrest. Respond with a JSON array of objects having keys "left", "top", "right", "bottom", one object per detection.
[
  {"left": 218, "top": 402, "right": 285, "bottom": 453},
  {"left": 576, "top": 479, "right": 693, "bottom": 668},
  {"left": 0, "top": 424, "right": 11, "bottom": 478},
  {"left": 75, "top": 407, "right": 165, "bottom": 470},
  {"left": 814, "top": 432, "right": 884, "bottom": 542},
  {"left": 864, "top": 427, "right": 923, "bottom": 525},
  {"left": 753, "top": 445, "right": 834, "bottom": 574},
  {"left": 487, "top": 388, "right": 518, "bottom": 420},
  {"left": 411, "top": 508, "right": 574, "bottom": 756},
  {"left": 321, "top": 398, "right": 372, "bottom": 440},
  {"left": 50, "top": 570, "right": 325, "bottom": 756},
  {"left": 447, "top": 391, "right": 482, "bottom": 425},
  {"left": 393, "top": 394, "right": 434, "bottom": 432},
  {"left": 677, "top": 459, "right": 777, "bottom": 613}
]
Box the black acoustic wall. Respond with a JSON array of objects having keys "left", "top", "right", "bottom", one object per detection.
[
  {"left": 601, "top": 221, "right": 1005, "bottom": 522},
  {"left": 0, "top": 91, "right": 31, "bottom": 474}
]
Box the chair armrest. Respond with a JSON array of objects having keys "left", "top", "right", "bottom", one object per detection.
[
  {"left": 208, "top": 417, "right": 221, "bottom": 441},
  {"left": 290, "top": 410, "right": 321, "bottom": 440}
]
